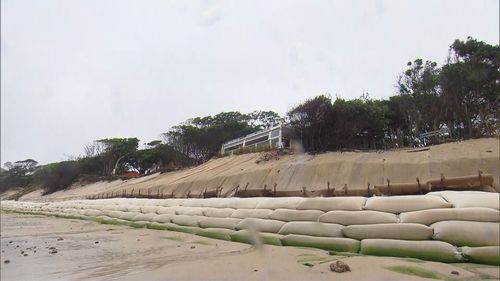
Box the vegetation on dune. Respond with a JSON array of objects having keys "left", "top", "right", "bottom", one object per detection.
[{"left": 1, "top": 37, "right": 498, "bottom": 195}]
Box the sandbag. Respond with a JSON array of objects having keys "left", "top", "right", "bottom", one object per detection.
[
  {"left": 126, "top": 206, "right": 142, "bottom": 213},
  {"left": 278, "top": 222, "right": 344, "bottom": 237},
  {"left": 140, "top": 206, "right": 160, "bottom": 214},
  {"left": 319, "top": 210, "right": 397, "bottom": 225},
  {"left": 151, "top": 214, "right": 173, "bottom": 223},
  {"left": 201, "top": 198, "right": 233, "bottom": 208},
  {"left": 281, "top": 234, "right": 360, "bottom": 252},
  {"left": 156, "top": 207, "right": 177, "bottom": 215},
  {"left": 106, "top": 211, "right": 127, "bottom": 219},
  {"left": 427, "top": 174, "right": 494, "bottom": 190},
  {"left": 197, "top": 228, "right": 234, "bottom": 241},
  {"left": 119, "top": 211, "right": 142, "bottom": 221},
  {"left": 269, "top": 209, "right": 324, "bottom": 222},
  {"left": 84, "top": 209, "right": 102, "bottom": 217},
  {"left": 255, "top": 197, "right": 304, "bottom": 210},
  {"left": 199, "top": 217, "right": 241, "bottom": 229},
  {"left": 226, "top": 198, "right": 262, "bottom": 209},
  {"left": 235, "top": 218, "right": 286, "bottom": 233},
  {"left": 202, "top": 207, "right": 235, "bottom": 218},
  {"left": 158, "top": 199, "right": 186, "bottom": 207},
  {"left": 180, "top": 199, "right": 205, "bottom": 207},
  {"left": 174, "top": 207, "right": 204, "bottom": 216},
  {"left": 231, "top": 209, "right": 273, "bottom": 219},
  {"left": 131, "top": 213, "right": 157, "bottom": 222},
  {"left": 360, "top": 239, "right": 463, "bottom": 263},
  {"left": 296, "top": 197, "right": 366, "bottom": 212},
  {"left": 461, "top": 246, "right": 500, "bottom": 265},
  {"left": 171, "top": 215, "right": 204, "bottom": 227},
  {"left": 343, "top": 223, "right": 433, "bottom": 240},
  {"left": 428, "top": 191, "right": 500, "bottom": 210},
  {"left": 364, "top": 195, "right": 452, "bottom": 214},
  {"left": 400, "top": 207, "right": 500, "bottom": 225},
  {"left": 230, "top": 230, "right": 283, "bottom": 246},
  {"left": 432, "top": 221, "right": 500, "bottom": 247}
]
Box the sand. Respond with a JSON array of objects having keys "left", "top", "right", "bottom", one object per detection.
[
  {"left": 1, "top": 212, "right": 498, "bottom": 281},
  {"left": 16, "top": 138, "right": 499, "bottom": 202}
]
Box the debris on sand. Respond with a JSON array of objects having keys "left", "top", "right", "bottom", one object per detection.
[
  {"left": 330, "top": 261, "right": 351, "bottom": 273},
  {"left": 57, "top": 237, "right": 64, "bottom": 241},
  {"left": 4, "top": 260, "right": 10, "bottom": 264}
]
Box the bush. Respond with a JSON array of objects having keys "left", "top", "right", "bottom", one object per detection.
[{"left": 35, "top": 161, "right": 81, "bottom": 195}]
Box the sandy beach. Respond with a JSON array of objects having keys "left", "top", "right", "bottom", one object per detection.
[{"left": 1, "top": 212, "right": 498, "bottom": 281}]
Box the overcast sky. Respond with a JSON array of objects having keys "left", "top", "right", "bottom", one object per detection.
[{"left": 1, "top": 0, "right": 498, "bottom": 165}]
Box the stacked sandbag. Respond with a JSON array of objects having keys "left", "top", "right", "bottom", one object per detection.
[{"left": 1, "top": 191, "right": 499, "bottom": 265}]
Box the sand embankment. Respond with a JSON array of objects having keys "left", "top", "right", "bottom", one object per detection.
[{"left": 19, "top": 138, "right": 499, "bottom": 202}]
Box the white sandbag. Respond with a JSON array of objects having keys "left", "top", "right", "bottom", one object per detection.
[
  {"left": 319, "top": 210, "right": 397, "bottom": 225},
  {"left": 269, "top": 209, "right": 324, "bottom": 222},
  {"left": 278, "top": 222, "right": 344, "bottom": 237},
  {"left": 151, "top": 214, "right": 173, "bottom": 223},
  {"left": 103, "top": 210, "right": 126, "bottom": 218},
  {"left": 235, "top": 218, "right": 286, "bottom": 233},
  {"left": 171, "top": 215, "right": 204, "bottom": 227},
  {"left": 231, "top": 209, "right": 273, "bottom": 219},
  {"left": 199, "top": 217, "right": 241, "bottom": 229},
  {"left": 174, "top": 206, "right": 204, "bottom": 216},
  {"left": 180, "top": 199, "right": 205, "bottom": 207},
  {"left": 84, "top": 209, "right": 102, "bottom": 217},
  {"left": 428, "top": 191, "right": 500, "bottom": 210},
  {"left": 201, "top": 198, "right": 233, "bottom": 208},
  {"left": 156, "top": 207, "right": 177, "bottom": 215},
  {"left": 119, "top": 211, "right": 142, "bottom": 221},
  {"left": 131, "top": 213, "right": 157, "bottom": 222},
  {"left": 126, "top": 206, "right": 142, "bottom": 213},
  {"left": 360, "top": 239, "right": 463, "bottom": 263},
  {"left": 255, "top": 197, "right": 304, "bottom": 210},
  {"left": 230, "top": 230, "right": 284, "bottom": 246},
  {"left": 202, "top": 207, "right": 235, "bottom": 218},
  {"left": 226, "top": 198, "right": 262, "bottom": 209},
  {"left": 281, "top": 234, "right": 360, "bottom": 252},
  {"left": 197, "top": 228, "right": 235, "bottom": 240},
  {"left": 199, "top": 215, "right": 241, "bottom": 229},
  {"left": 432, "top": 221, "right": 500, "bottom": 247},
  {"left": 140, "top": 206, "right": 160, "bottom": 214},
  {"left": 461, "top": 246, "right": 500, "bottom": 265},
  {"left": 363, "top": 195, "right": 452, "bottom": 214},
  {"left": 296, "top": 197, "right": 367, "bottom": 212},
  {"left": 158, "top": 199, "right": 186, "bottom": 207},
  {"left": 343, "top": 223, "right": 433, "bottom": 240},
  {"left": 400, "top": 207, "right": 500, "bottom": 225},
  {"left": 151, "top": 214, "right": 175, "bottom": 223}
]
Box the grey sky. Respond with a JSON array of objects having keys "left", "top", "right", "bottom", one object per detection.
[{"left": 1, "top": 0, "right": 498, "bottom": 165}]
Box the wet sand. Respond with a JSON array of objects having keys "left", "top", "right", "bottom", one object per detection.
[{"left": 1, "top": 213, "right": 498, "bottom": 281}]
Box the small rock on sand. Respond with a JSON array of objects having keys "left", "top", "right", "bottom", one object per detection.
[
  {"left": 330, "top": 261, "right": 350, "bottom": 273},
  {"left": 4, "top": 260, "right": 10, "bottom": 264}
]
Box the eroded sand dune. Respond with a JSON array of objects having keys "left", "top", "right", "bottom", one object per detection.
[{"left": 19, "top": 138, "right": 499, "bottom": 202}]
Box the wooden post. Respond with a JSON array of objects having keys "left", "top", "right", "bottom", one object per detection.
[
  {"left": 218, "top": 187, "right": 223, "bottom": 198},
  {"left": 131, "top": 188, "right": 135, "bottom": 197},
  {"left": 416, "top": 177, "right": 423, "bottom": 194},
  {"left": 440, "top": 173, "right": 445, "bottom": 190},
  {"left": 138, "top": 189, "right": 141, "bottom": 197},
  {"left": 343, "top": 184, "right": 348, "bottom": 195},
  {"left": 301, "top": 186, "right": 307, "bottom": 197},
  {"left": 367, "top": 182, "right": 371, "bottom": 197},
  {"left": 386, "top": 178, "right": 392, "bottom": 195},
  {"left": 478, "top": 170, "right": 483, "bottom": 186},
  {"left": 273, "top": 183, "right": 277, "bottom": 197}
]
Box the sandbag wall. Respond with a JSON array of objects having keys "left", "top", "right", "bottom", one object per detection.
[{"left": 2, "top": 191, "right": 499, "bottom": 265}]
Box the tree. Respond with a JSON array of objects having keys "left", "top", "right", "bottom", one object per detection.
[
  {"left": 440, "top": 37, "right": 500, "bottom": 138},
  {"left": 287, "top": 94, "right": 335, "bottom": 152}
]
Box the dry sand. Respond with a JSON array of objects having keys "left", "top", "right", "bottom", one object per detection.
[
  {"left": 18, "top": 138, "right": 499, "bottom": 202},
  {"left": 1, "top": 212, "right": 498, "bottom": 281}
]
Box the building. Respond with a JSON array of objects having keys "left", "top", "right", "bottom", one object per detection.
[{"left": 221, "top": 125, "right": 296, "bottom": 155}]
